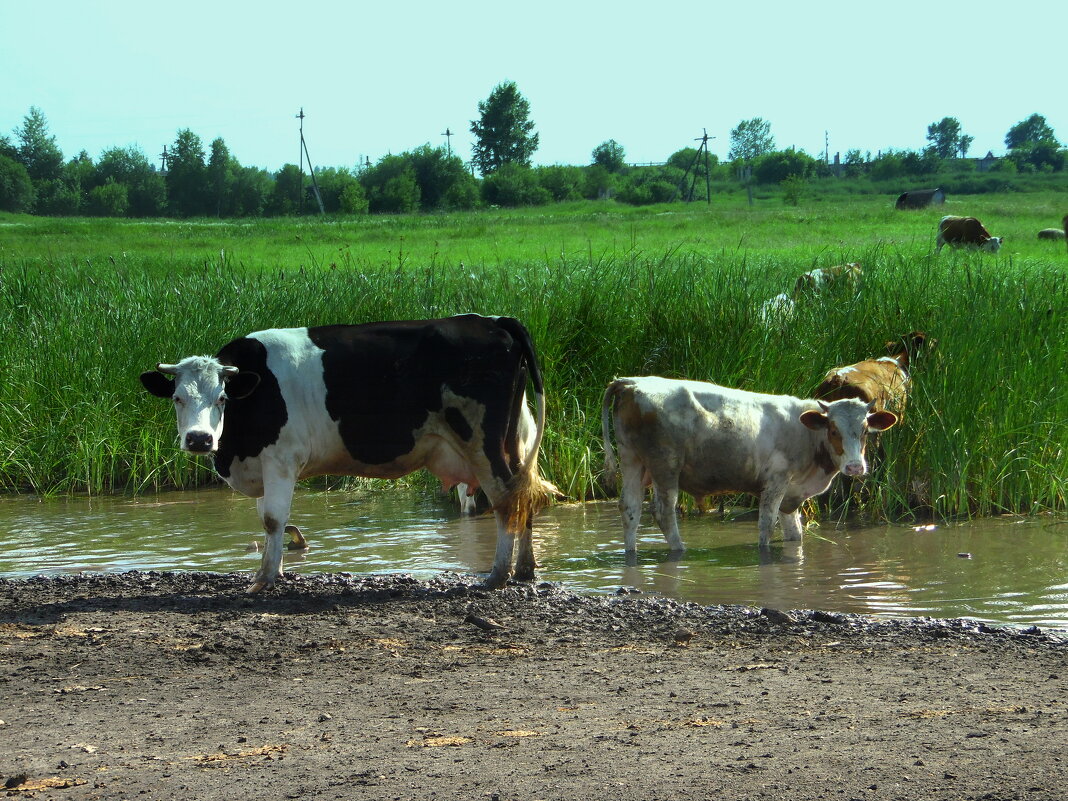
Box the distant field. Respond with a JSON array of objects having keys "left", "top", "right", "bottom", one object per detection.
[{"left": 1, "top": 194, "right": 1065, "bottom": 522}]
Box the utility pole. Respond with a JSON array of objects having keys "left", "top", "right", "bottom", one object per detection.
[
  {"left": 295, "top": 107, "right": 325, "bottom": 215},
  {"left": 678, "top": 128, "right": 715, "bottom": 204},
  {"left": 824, "top": 130, "right": 829, "bottom": 163},
  {"left": 158, "top": 145, "right": 169, "bottom": 174},
  {"left": 441, "top": 127, "right": 453, "bottom": 156},
  {"left": 296, "top": 108, "right": 305, "bottom": 213}
]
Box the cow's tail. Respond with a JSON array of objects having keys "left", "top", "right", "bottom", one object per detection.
[
  {"left": 494, "top": 317, "right": 557, "bottom": 532},
  {"left": 601, "top": 379, "right": 622, "bottom": 496}
]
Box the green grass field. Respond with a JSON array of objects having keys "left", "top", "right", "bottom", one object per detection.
[{"left": 1, "top": 192, "right": 1065, "bottom": 522}]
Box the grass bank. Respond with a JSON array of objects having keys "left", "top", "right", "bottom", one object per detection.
[{"left": 1, "top": 195, "right": 1065, "bottom": 521}]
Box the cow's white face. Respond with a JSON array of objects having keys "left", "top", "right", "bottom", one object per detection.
[
  {"left": 800, "top": 398, "right": 897, "bottom": 477},
  {"left": 981, "top": 237, "right": 1003, "bottom": 253},
  {"left": 140, "top": 357, "right": 259, "bottom": 454}
]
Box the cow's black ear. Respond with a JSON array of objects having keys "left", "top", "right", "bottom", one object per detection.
[
  {"left": 226, "top": 370, "right": 260, "bottom": 399},
  {"left": 140, "top": 371, "right": 175, "bottom": 398}
]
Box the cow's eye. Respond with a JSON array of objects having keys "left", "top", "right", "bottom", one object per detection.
[
  {"left": 173, "top": 397, "right": 184, "bottom": 406},
  {"left": 217, "top": 396, "right": 227, "bottom": 406}
]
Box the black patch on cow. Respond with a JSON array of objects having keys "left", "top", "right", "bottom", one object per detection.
[
  {"left": 444, "top": 407, "right": 473, "bottom": 441},
  {"left": 212, "top": 337, "right": 288, "bottom": 478},
  {"left": 140, "top": 371, "right": 174, "bottom": 398},
  {"left": 308, "top": 315, "right": 525, "bottom": 483}
]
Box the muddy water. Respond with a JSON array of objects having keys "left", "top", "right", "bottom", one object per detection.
[{"left": 2, "top": 488, "right": 1066, "bottom": 629}]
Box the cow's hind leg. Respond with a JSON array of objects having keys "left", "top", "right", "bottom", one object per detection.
[
  {"left": 618, "top": 450, "right": 646, "bottom": 555},
  {"left": 249, "top": 472, "right": 298, "bottom": 593},
  {"left": 651, "top": 483, "right": 685, "bottom": 552},
  {"left": 513, "top": 517, "right": 536, "bottom": 582}
]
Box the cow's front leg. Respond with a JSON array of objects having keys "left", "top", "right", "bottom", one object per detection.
[
  {"left": 248, "top": 472, "right": 298, "bottom": 593},
  {"left": 484, "top": 510, "right": 515, "bottom": 589},
  {"left": 780, "top": 509, "right": 804, "bottom": 541},
  {"left": 757, "top": 483, "right": 787, "bottom": 549}
]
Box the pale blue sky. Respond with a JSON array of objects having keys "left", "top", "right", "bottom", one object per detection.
[{"left": 3, "top": 0, "right": 1064, "bottom": 172}]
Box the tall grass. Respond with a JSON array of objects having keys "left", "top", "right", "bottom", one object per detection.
[{"left": 1, "top": 196, "right": 1065, "bottom": 521}]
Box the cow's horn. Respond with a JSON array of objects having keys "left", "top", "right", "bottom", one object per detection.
[
  {"left": 156, "top": 363, "right": 179, "bottom": 375},
  {"left": 817, "top": 400, "right": 829, "bottom": 412},
  {"left": 221, "top": 365, "right": 240, "bottom": 377},
  {"left": 866, "top": 399, "right": 877, "bottom": 412}
]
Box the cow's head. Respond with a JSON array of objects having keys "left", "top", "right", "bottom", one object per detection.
[
  {"left": 799, "top": 398, "right": 897, "bottom": 477},
  {"left": 981, "top": 236, "right": 1003, "bottom": 253},
  {"left": 140, "top": 357, "right": 260, "bottom": 454}
]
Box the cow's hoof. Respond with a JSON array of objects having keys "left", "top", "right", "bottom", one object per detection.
[
  {"left": 285, "top": 525, "right": 309, "bottom": 551},
  {"left": 481, "top": 571, "right": 510, "bottom": 590},
  {"left": 246, "top": 580, "right": 273, "bottom": 594},
  {"left": 512, "top": 566, "right": 536, "bottom": 583}
]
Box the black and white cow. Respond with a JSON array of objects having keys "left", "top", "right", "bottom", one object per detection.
[
  {"left": 141, "top": 314, "right": 553, "bottom": 592},
  {"left": 601, "top": 377, "right": 897, "bottom": 552}
]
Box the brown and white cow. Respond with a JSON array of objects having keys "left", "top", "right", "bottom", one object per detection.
[
  {"left": 601, "top": 377, "right": 896, "bottom": 552},
  {"left": 141, "top": 314, "right": 554, "bottom": 592},
  {"left": 936, "top": 215, "right": 1002, "bottom": 253},
  {"left": 813, "top": 332, "right": 934, "bottom": 418},
  {"left": 793, "top": 262, "right": 863, "bottom": 295}
]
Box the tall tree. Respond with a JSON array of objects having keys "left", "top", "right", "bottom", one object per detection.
[
  {"left": 470, "top": 81, "right": 539, "bottom": 176},
  {"left": 13, "top": 106, "right": 64, "bottom": 182},
  {"left": 1005, "top": 113, "right": 1058, "bottom": 150},
  {"left": 728, "top": 118, "right": 774, "bottom": 162},
  {"left": 208, "top": 137, "right": 235, "bottom": 217},
  {"left": 591, "top": 139, "right": 626, "bottom": 172},
  {"left": 926, "top": 117, "right": 971, "bottom": 159},
  {"left": 166, "top": 129, "right": 207, "bottom": 216}
]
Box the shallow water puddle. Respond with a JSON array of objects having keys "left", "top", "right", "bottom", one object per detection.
[{"left": 1, "top": 488, "right": 1066, "bottom": 629}]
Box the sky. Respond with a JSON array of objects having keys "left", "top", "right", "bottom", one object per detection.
[{"left": 3, "top": 0, "right": 1065, "bottom": 174}]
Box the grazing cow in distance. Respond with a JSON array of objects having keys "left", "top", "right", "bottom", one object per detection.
[
  {"left": 1064, "top": 213, "right": 1068, "bottom": 251},
  {"left": 896, "top": 188, "right": 946, "bottom": 210},
  {"left": 601, "top": 377, "right": 897, "bottom": 551},
  {"left": 140, "top": 314, "right": 555, "bottom": 592},
  {"left": 759, "top": 262, "right": 863, "bottom": 326},
  {"left": 936, "top": 215, "right": 1002, "bottom": 253},
  {"left": 793, "top": 262, "right": 863, "bottom": 296},
  {"left": 1037, "top": 228, "right": 1065, "bottom": 241},
  {"left": 813, "top": 331, "right": 935, "bottom": 418}
]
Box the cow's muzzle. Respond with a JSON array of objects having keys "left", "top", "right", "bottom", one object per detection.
[
  {"left": 184, "top": 432, "right": 215, "bottom": 453},
  {"left": 842, "top": 461, "right": 867, "bottom": 477}
]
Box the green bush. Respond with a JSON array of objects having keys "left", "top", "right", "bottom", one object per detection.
[
  {"left": 753, "top": 149, "right": 817, "bottom": 184},
  {"left": 0, "top": 155, "right": 34, "bottom": 212},
  {"left": 361, "top": 156, "right": 421, "bottom": 213},
  {"left": 536, "top": 165, "right": 585, "bottom": 201},
  {"left": 481, "top": 163, "right": 550, "bottom": 207},
  {"left": 339, "top": 181, "right": 369, "bottom": 215},
  {"left": 87, "top": 181, "right": 129, "bottom": 217}
]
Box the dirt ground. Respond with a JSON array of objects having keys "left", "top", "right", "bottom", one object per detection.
[{"left": 1, "top": 571, "right": 1066, "bottom": 801}]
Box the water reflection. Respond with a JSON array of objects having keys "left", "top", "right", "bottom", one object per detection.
[{"left": 0, "top": 489, "right": 1065, "bottom": 629}]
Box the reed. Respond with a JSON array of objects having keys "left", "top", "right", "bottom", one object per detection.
[{"left": 1, "top": 195, "right": 1065, "bottom": 522}]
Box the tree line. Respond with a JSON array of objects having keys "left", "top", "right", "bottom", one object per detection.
[{"left": 1, "top": 82, "right": 1064, "bottom": 217}]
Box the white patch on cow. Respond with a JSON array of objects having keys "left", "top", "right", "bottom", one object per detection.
[
  {"left": 759, "top": 293, "right": 795, "bottom": 326},
  {"left": 835, "top": 366, "right": 858, "bottom": 376}
]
